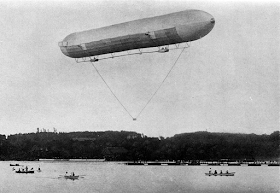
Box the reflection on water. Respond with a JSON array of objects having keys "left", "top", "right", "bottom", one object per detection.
[{"left": 0, "top": 161, "right": 279, "bottom": 193}]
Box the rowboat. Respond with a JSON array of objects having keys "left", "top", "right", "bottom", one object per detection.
[
  {"left": 205, "top": 172, "right": 235, "bottom": 176},
  {"left": 64, "top": 175, "right": 79, "bottom": 180},
  {"left": 10, "top": 164, "right": 20, "bottom": 166},
  {"left": 15, "top": 170, "right": 34, "bottom": 174}
]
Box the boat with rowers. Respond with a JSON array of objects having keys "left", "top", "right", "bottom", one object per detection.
[
  {"left": 64, "top": 172, "right": 79, "bottom": 180},
  {"left": 64, "top": 175, "right": 79, "bottom": 180},
  {"left": 15, "top": 166, "right": 34, "bottom": 174},
  {"left": 205, "top": 172, "right": 235, "bottom": 176},
  {"left": 205, "top": 170, "right": 235, "bottom": 176},
  {"left": 15, "top": 170, "right": 34, "bottom": 174}
]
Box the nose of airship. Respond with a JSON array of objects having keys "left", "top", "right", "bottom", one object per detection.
[
  {"left": 196, "top": 10, "right": 215, "bottom": 24},
  {"left": 198, "top": 10, "right": 215, "bottom": 32},
  {"left": 176, "top": 10, "right": 215, "bottom": 42},
  {"left": 191, "top": 10, "right": 215, "bottom": 40}
]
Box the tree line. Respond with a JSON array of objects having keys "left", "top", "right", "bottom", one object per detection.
[{"left": 0, "top": 130, "right": 279, "bottom": 161}]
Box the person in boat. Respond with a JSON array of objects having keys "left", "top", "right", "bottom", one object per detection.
[
  {"left": 25, "top": 166, "right": 28, "bottom": 171},
  {"left": 214, "top": 170, "right": 217, "bottom": 174},
  {"left": 226, "top": 170, "right": 229, "bottom": 174},
  {"left": 220, "top": 170, "right": 223, "bottom": 174},
  {"left": 71, "top": 172, "right": 75, "bottom": 176},
  {"left": 209, "top": 168, "right": 211, "bottom": 174}
]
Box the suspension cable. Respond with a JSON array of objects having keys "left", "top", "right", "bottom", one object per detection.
[
  {"left": 135, "top": 46, "right": 186, "bottom": 119},
  {"left": 78, "top": 46, "right": 134, "bottom": 119},
  {"left": 78, "top": 44, "right": 188, "bottom": 120},
  {"left": 89, "top": 61, "right": 134, "bottom": 119}
]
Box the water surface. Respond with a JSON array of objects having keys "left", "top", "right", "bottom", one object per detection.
[{"left": 0, "top": 161, "right": 279, "bottom": 193}]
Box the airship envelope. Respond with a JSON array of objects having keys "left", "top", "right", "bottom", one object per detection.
[{"left": 59, "top": 9, "right": 215, "bottom": 59}]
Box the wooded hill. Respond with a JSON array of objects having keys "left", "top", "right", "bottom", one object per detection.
[{"left": 0, "top": 130, "right": 279, "bottom": 161}]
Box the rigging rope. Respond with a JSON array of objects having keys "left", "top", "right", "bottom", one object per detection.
[
  {"left": 135, "top": 46, "right": 186, "bottom": 119},
  {"left": 80, "top": 44, "right": 187, "bottom": 120},
  {"left": 78, "top": 46, "right": 134, "bottom": 119},
  {"left": 89, "top": 62, "right": 134, "bottom": 119}
]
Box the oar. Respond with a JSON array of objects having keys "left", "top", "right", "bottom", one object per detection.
[{"left": 58, "top": 175, "right": 67, "bottom": 179}]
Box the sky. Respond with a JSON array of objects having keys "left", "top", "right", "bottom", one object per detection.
[{"left": 0, "top": 0, "right": 279, "bottom": 137}]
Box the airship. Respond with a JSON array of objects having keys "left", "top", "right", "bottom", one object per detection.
[{"left": 59, "top": 9, "right": 215, "bottom": 61}]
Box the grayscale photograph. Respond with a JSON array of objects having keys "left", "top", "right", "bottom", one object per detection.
[{"left": 0, "top": 0, "right": 279, "bottom": 192}]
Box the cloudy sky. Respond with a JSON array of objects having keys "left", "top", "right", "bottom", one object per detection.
[{"left": 0, "top": 0, "right": 279, "bottom": 137}]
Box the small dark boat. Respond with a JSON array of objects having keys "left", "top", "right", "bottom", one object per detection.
[
  {"left": 268, "top": 163, "right": 280, "bottom": 166},
  {"left": 205, "top": 172, "right": 235, "bottom": 176},
  {"left": 10, "top": 164, "right": 19, "bottom": 166},
  {"left": 248, "top": 163, "right": 261, "bottom": 166},
  {"left": 15, "top": 170, "right": 34, "bottom": 174},
  {"left": 162, "top": 162, "right": 183, "bottom": 165},
  {"left": 64, "top": 175, "right": 79, "bottom": 180},
  {"left": 125, "top": 162, "right": 144, "bottom": 165}
]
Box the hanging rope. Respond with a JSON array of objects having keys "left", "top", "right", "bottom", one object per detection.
[
  {"left": 77, "top": 46, "right": 134, "bottom": 119},
  {"left": 135, "top": 46, "right": 186, "bottom": 119},
  {"left": 78, "top": 44, "right": 188, "bottom": 120},
  {"left": 89, "top": 61, "right": 135, "bottom": 119}
]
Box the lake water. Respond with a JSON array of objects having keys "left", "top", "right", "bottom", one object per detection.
[{"left": 0, "top": 161, "right": 279, "bottom": 193}]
